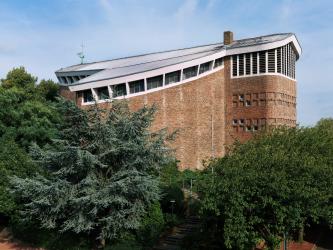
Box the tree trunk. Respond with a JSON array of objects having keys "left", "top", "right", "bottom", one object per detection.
[
  {"left": 298, "top": 225, "right": 304, "bottom": 243},
  {"left": 92, "top": 238, "right": 105, "bottom": 250}
]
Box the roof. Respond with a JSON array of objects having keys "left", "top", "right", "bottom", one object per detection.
[{"left": 55, "top": 33, "right": 301, "bottom": 86}]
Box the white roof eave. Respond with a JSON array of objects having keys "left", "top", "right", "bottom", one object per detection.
[
  {"left": 226, "top": 34, "right": 302, "bottom": 58},
  {"left": 67, "top": 34, "right": 302, "bottom": 92},
  {"left": 68, "top": 49, "right": 226, "bottom": 92}
]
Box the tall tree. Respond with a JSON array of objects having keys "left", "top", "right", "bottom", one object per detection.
[
  {"left": 0, "top": 67, "right": 60, "bottom": 148},
  {"left": 199, "top": 120, "right": 333, "bottom": 249},
  {"left": 10, "top": 100, "right": 174, "bottom": 248},
  {"left": 0, "top": 67, "right": 60, "bottom": 222}
]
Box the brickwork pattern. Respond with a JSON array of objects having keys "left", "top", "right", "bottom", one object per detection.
[
  {"left": 63, "top": 57, "right": 297, "bottom": 170},
  {"left": 224, "top": 56, "right": 297, "bottom": 144}
]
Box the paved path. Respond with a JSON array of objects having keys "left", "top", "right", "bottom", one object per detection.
[
  {"left": 154, "top": 216, "right": 201, "bottom": 250},
  {"left": 0, "top": 228, "right": 42, "bottom": 250},
  {"left": 279, "top": 241, "right": 316, "bottom": 250},
  {"left": 0, "top": 242, "right": 43, "bottom": 250}
]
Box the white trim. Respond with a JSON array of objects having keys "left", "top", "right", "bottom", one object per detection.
[
  {"left": 237, "top": 55, "right": 239, "bottom": 76},
  {"left": 250, "top": 53, "right": 253, "bottom": 75},
  {"left": 125, "top": 82, "right": 129, "bottom": 95},
  {"left": 91, "top": 88, "right": 98, "bottom": 100},
  {"left": 68, "top": 36, "right": 301, "bottom": 93},
  {"left": 265, "top": 51, "right": 268, "bottom": 74},
  {"left": 243, "top": 54, "right": 245, "bottom": 75},
  {"left": 226, "top": 34, "right": 301, "bottom": 58},
  {"left": 68, "top": 35, "right": 301, "bottom": 105},
  {"left": 81, "top": 65, "right": 224, "bottom": 104},
  {"left": 231, "top": 72, "right": 296, "bottom": 82},
  {"left": 257, "top": 52, "right": 259, "bottom": 74},
  {"left": 144, "top": 78, "right": 147, "bottom": 91},
  {"left": 69, "top": 50, "right": 226, "bottom": 91},
  {"left": 107, "top": 85, "right": 113, "bottom": 98},
  {"left": 117, "top": 65, "right": 224, "bottom": 99},
  {"left": 274, "top": 49, "right": 277, "bottom": 73}
]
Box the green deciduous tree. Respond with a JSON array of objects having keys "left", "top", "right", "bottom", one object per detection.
[
  {"left": 199, "top": 119, "right": 333, "bottom": 249},
  {"left": 10, "top": 100, "right": 174, "bottom": 248},
  {"left": 0, "top": 67, "right": 61, "bottom": 148},
  {"left": 0, "top": 67, "right": 60, "bottom": 223}
]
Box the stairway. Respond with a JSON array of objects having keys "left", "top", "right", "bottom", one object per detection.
[{"left": 154, "top": 217, "right": 201, "bottom": 250}]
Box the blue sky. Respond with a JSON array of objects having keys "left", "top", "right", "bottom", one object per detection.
[{"left": 0, "top": 0, "right": 332, "bottom": 125}]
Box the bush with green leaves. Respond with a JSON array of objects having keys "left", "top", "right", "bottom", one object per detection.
[
  {"left": 10, "top": 100, "right": 174, "bottom": 248},
  {"left": 199, "top": 119, "right": 333, "bottom": 249},
  {"left": 136, "top": 202, "right": 165, "bottom": 247}
]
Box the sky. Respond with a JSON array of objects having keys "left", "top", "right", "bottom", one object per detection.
[{"left": 0, "top": 0, "right": 332, "bottom": 125}]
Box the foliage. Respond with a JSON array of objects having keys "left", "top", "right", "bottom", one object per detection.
[
  {"left": 159, "top": 161, "right": 182, "bottom": 187},
  {"left": 136, "top": 202, "right": 165, "bottom": 247},
  {"left": 163, "top": 213, "right": 183, "bottom": 229},
  {"left": 0, "top": 67, "right": 60, "bottom": 224},
  {"left": 0, "top": 67, "right": 61, "bottom": 148},
  {"left": 1, "top": 66, "right": 37, "bottom": 90},
  {"left": 0, "top": 136, "right": 36, "bottom": 218},
  {"left": 199, "top": 120, "right": 333, "bottom": 249},
  {"left": 160, "top": 185, "right": 185, "bottom": 216},
  {"left": 36, "top": 79, "right": 60, "bottom": 101},
  {"left": 10, "top": 100, "right": 174, "bottom": 248}
]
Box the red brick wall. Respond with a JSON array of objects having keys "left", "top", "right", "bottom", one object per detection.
[
  {"left": 224, "top": 56, "right": 297, "bottom": 145},
  {"left": 126, "top": 70, "right": 226, "bottom": 170},
  {"left": 62, "top": 59, "right": 297, "bottom": 170}
]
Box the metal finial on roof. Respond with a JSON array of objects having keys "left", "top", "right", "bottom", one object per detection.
[{"left": 77, "top": 42, "right": 85, "bottom": 64}]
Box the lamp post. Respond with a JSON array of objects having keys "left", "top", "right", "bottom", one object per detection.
[
  {"left": 190, "top": 179, "right": 195, "bottom": 198},
  {"left": 283, "top": 232, "right": 288, "bottom": 250},
  {"left": 170, "top": 200, "right": 175, "bottom": 216}
]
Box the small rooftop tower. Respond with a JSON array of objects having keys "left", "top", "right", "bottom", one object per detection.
[
  {"left": 77, "top": 43, "right": 85, "bottom": 64},
  {"left": 224, "top": 31, "right": 234, "bottom": 45}
]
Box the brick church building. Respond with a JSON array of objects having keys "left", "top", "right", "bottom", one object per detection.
[{"left": 57, "top": 31, "right": 302, "bottom": 170}]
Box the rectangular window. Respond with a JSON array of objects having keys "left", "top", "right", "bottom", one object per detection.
[
  {"left": 288, "top": 44, "right": 291, "bottom": 77},
  {"left": 60, "top": 76, "right": 67, "bottom": 84},
  {"left": 259, "top": 51, "right": 266, "bottom": 73},
  {"left": 83, "top": 89, "right": 93, "bottom": 103},
  {"left": 129, "top": 80, "right": 144, "bottom": 94},
  {"left": 112, "top": 83, "right": 127, "bottom": 97},
  {"left": 183, "top": 66, "right": 198, "bottom": 80},
  {"left": 232, "top": 55, "right": 237, "bottom": 76},
  {"left": 73, "top": 76, "right": 80, "bottom": 82},
  {"left": 68, "top": 76, "right": 74, "bottom": 84},
  {"left": 214, "top": 57, "right": 224, "bottom": 68},
  {"left": 147, "top": 75, "right": 163, "bottom": 90},
  {"left": 286, "top": 45, "right": 289, "bottom": 77},
  {"left": 96, "top": 87, "right": 109, "bottom": 100},
  {"left": 245, "top": 53, "right": 251, "bottom": 75},
  {"left": 165, "top": 70, "right": 181, "bottom": 85},
  {"left": 199, "top": 61, "right": 213, "bottom": 74},
  {"left": 252, "top": 53, "right": 258, "bottom": 74},
  {"left": 268, "top": 49, "right": 275, "bottom": 73},
  {"left": 239, "top": 54, "right": 244, "bottom": 76},
  {"left": 282, "top": 46, "right": 286, "bottom": 75},
  {"left": 277, "top": 47, "right": 282, "bottom": 73}
]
